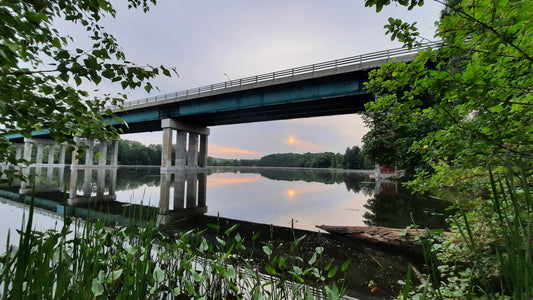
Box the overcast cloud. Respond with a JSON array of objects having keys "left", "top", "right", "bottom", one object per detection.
[{"left": 82, "top": 0, "right": 443, "bottom": 158}]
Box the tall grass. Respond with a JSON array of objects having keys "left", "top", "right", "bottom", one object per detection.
[
  {"left": 399, "top": 167, "right": 533, "bottom": 299},
  {"left": 0, "top": 195, "right": 347, "bottom": 299}
]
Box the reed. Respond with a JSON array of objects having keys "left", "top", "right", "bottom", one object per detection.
[
  {"left": 0, "top": 195, "right": 347, "bottom": 299},
  {"left": 398, "top": 167, "right": 532, "bottom": 299}
]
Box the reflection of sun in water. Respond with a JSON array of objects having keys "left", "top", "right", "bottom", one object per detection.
[{"left": 287, "top": 189, "right": 296, "bottom": 199}]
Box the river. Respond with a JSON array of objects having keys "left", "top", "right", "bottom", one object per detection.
[{"left": 0, "top": 166, "right": 451, "bottom": 299}]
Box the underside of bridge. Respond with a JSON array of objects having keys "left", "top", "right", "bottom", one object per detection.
[{"left": 114, "top": 70, "right": 372, "bottom": 134}]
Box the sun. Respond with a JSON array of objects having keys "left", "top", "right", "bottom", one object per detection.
[{"left": 287, "top": 137, "right": 297, "bottom": 145}]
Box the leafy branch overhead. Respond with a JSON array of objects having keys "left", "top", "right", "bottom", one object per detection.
[{"left": 0, "top": 0, "right": 176, "bottom": 151}]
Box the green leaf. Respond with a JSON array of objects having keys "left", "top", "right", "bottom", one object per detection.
[
  {"left": 428, "top": 229, "right": 444, "bottom": 235},
  {"left": 91, "top": 278, "right": 104, "bottom": 296},
  {"left": 199, "top": 238, "right": 209, "bottom": 252},
  {"left": 109, "top": 269, "right": 123, "bottom": 282},
  {"left": 341, "top": 258, "right": 352, "bottom": 272},
  {"left": 171, "top": 287, "right": 181, "bottom": 297},
  {"left": 293, "top": 266, "right": 303, "bottom": 275},
  {"left": 265, "top": 264, "right": 276, "bottom": 275},
  {"left": 252, "top": 231, "right": 261, "bottom": 241},
  {"left": 190, "top": 269, "right": 202, "bottom": 282},
  {"left": 215, "top": 236, "right": 226, "bottom": 246},
  {"left": 327, "top": 266, "right": 338, "bottom": 278},
  {"left": 262, "top": 245, "right": 272, "bottom": 256},
  {"left": 227, "top": 265, "right": 236, "bottom": 279},
  {"left": 153, "top": 266, "right": 164, "bottom": 283},
  {"left": 325, "top": 284, "right": 340, "bottom": 300},
  {"left": 488, "top": 104, "right": 504, "bottom": 113},
  {"left": 308, "top": 253, "right": 317, "bottom": 265},
  {"left": 224, "top": 224, "right": 240, "bottom": 236}
]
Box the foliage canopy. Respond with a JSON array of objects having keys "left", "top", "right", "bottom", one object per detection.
[
  {"left": 0, "top": 0, "right": 175, "bottom": 168},
  {"left": 364, "top": 0, "right": 532, "bottom": 297}
]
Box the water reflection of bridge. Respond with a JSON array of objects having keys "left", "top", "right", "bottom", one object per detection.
[
  {"left": 0, "top": 166, "right": 209, "bottom": 225},
  {"left": 0, "top": 165, "right": 400, "bottom": 228}
]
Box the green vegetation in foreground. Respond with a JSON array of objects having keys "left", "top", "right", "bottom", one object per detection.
[
  {"left": 0, "top": 197, "right": 348, "bottom": 299},
  {"left": 363, "top": 0, "right": 532, "bottom": 298}
]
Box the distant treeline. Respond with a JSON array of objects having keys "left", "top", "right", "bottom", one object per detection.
[
  {"left": 115, "top": 140, "right": 373, "bottom": 170},
  {"left": 209, "top": 146, "right": 373, "bottom": 170}
]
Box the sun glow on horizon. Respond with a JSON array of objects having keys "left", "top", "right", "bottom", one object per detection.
[
  {"left": 287, "top": 137, "right": 297, "bottom": 145},
  {"left": 285, "top": 135, "right": 327, "bottom": 152}
]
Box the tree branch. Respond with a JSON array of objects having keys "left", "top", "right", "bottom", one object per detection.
[{"left": 433, "top": 0, "right": 533, "bottom": 62}]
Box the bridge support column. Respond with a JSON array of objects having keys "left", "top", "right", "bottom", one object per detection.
[
  {"left": 21, "top": 138, "right": 68, "bottom": 169},
  {"left": 14, "top": 144, "right": 24, "bottom": 161},
  {"left": 199, "top": 135, "right": 208, "bottom": 168},
  {"left": 160, "top": 119, "right": 210, "bottom": 172},
  {"left": 187, "top": 134, "right": 199, "bottom": 168},
  {"left": 70, "top": 138, "right": 119, "bottom": 169}
]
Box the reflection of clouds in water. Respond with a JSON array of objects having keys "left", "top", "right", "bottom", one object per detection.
[
  {"left": 0, "top": 201, "right": 65, "bottom": 248},
  {"left": 205, "top": 174, "right": 370, "bottom": 231},
  {"left": 271, "top": 194, "right": 370, "bottom": 231},
  {"left": 0, "top": 168, "right": 375, "bottom": 236},
  {"left": 208, "top": 173, "right": 262, "bottom": 188},
  {"left": 285, "top": 184, "right": 329, "bottom": 200}
]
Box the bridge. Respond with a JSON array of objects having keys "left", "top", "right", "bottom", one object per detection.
[
  {"left": 6, "top": 42, "right": 439, "bottom": 172},
  {"left": 109, "top": 41, "right": 439, "bottom": 132}
]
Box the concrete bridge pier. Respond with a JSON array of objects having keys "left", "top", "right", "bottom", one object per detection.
[
  {"left": 160, "top": 119, "right": 210, "bottom": 172},
  {"left": 21, "top": 138, "right": 68, "bottom": 167},
  {"left": 70, "top": 137, "right": 119, "bottom": 169}
]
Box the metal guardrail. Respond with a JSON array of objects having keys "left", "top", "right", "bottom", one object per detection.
[{"left": 115, "top": 41, "right": 441, "bottom": 110}]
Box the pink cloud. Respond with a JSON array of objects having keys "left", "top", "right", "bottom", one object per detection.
[{"left": 208, "top": 144, "right": 262, "bottom": 159}]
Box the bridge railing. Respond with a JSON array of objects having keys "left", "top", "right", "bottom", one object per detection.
[{"left": 114, "top": 41, "right": 441, "bottom": 109}]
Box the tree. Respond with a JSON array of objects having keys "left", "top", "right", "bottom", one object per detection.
[
  {"left": 0, "top": 1, "right": 175, "bottom": 173},
  {"left": 364, "top": 0, "right": 532, "bottom": 297},
  {"left": 343, "top": 146, "right": 369, "bottom": 169}
]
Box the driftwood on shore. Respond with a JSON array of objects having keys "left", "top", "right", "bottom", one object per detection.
[{"left": 316, "top": 225, "right": 450, "bottom": 254}]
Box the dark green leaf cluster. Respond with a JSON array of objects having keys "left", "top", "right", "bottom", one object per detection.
[
  {"left": 363, "top": 0, "right": 532, "bottom": 298},
  {"left": 0, "top": 0, "right": 175, "bottom": 171}
]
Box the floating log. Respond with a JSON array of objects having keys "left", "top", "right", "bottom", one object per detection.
[{"left": 316, "top": 225, "right": 450, "bottom": 254}]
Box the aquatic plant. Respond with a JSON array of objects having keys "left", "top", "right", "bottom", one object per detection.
[
  {"left": 398, "top": 168, "right": 532, "bottom": 299},
  {"left": 0, "top": 196, "right": 347, "bottom": 299}
]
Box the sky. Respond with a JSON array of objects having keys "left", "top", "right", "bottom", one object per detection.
[{"left": 74, "top": 0, "right": 443, "bottom": 159}]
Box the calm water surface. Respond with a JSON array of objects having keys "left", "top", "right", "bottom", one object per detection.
[
  {"left": 0, "top": 166, "right": 450, "bottom": 245},
  {"left": 0, "top": 166, "right": 452, "bottom": 298}
]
